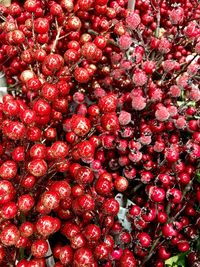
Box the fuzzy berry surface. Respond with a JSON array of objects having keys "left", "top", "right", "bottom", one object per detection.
[{"left": 0, "top": 0, "right": 200, "bottom": 266}]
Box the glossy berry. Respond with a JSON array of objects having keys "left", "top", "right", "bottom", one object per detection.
[
  {"left": 27, "top": 159, "right": 48, "bottom": 177},
  {"left": 0, "top": 224, "right": 20, "bottom": 246},
  {"left": 137, "top": 232, "right": 151, "bottom": 247},
  {"left": 59, "top": 245, "right": 74, "bottom": 265},
  {"left": 31, "top": 239, "right": 49, "bottom": 258}
]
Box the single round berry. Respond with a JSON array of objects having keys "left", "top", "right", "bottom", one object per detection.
[
  {"left": 34, "top": 18, "right": 49, "bottom": 34},
  {"left": 50, "top": 141, "right": 69, "bottom": 158},
  {"left": 31, "top": 239, "right": 49, "bottom": 258},
  {"left": 0, "top": 224, "right": 20, "bottom": 246},
  {"left": 27, "top": 159, "right": 48, "bottom": 177},
  {"left": 0, "top": 160, "right": 17, "bottom": 180}
]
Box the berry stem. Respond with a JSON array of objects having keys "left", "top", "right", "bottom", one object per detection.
[
  {"left": 0, "top": 14, "right": 6, "bottom": 21},
  {"left": 140, "top": 235, "right": 161, "bottom": 266},
  {"left": 31, "top": 13, "right": 36, "bottom": 46},
  {"left": 136, "top": 29, "right": 145, "bottom": 48},
  {"left": 170, "top": 179, "right": 194, "bottom": 222},
  {"left": 173, "top": 54, "right": 198, "bottom": 82},
  {"left": 51, "top": 18, "right": 62, "bottom": 54},
  {"left": 155, "top": 5, "right": 161, "bottom": 38},
  {"left": 19, "top": 248, "right": 25, "bottom": 261},
  {"left": 88, "top": 29, "right": 98, "bottom": 36},
  {"left": 58, "top": 32, "right": 70, "bottom": 40},
  {"left": 132, "top": 183, "right": 143, "bottom": 193},
  {"left": 19, "top": 212, "right": 26, "bottom": 260}
]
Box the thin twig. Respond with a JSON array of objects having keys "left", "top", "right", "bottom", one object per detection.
[
  {"left": 51, "top": 18, "right": 62, "bottom": 54},
  {"left": 172, "top": 54, "right": 198, "bottom": 82},
  {"left": 155, "top": 4, "right": 161, "bottom": 38},
  {"left": 31, "top": 13, "right": 36, "bottom": 47},
  {"left": 140, "top": 236, "right": 161, "bottom": 266},
  {"left": 58, "top": 32, "right": 70, "bottom": 40},
  {"left": 0, "top": 14, "right": 6, "bottom": 21}
]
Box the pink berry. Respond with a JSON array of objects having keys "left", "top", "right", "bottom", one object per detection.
[
  {"left": 169, "top": 85, "right": 181, "bottom": 98},
  {"left": 118, "top": 34, "right": 132, "bottom": 50},
  {"left": 169, "top": 7, "right": 184, "bottom": 25},
  {"left": 132, "top": 69, "right": 147, "bottom": 86},
  {"left": 131, "top": 96, "right": 146, "bottom": 110},
  {"left": 155, "top": 107, "right": 170, "bottom": 122},
  {"left": 126, "top": 12, "right": 141, "bottom": 30}
]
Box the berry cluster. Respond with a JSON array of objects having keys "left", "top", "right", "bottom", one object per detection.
[{"left": 0, "top": 0, "right": 200, "bottom": 266}]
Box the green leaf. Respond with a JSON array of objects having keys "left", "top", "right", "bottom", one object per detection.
[
  {"left": 165, "top": 252, "right": 188, "bottom": 267},
  {"left": 165, "top": 255, "right": 179, "bottom": 266},
  {"left": 196, "top": 171, "right": 200, "bottom": 183},
  {"left": 177, "top": 101, "right": 196, "bottom": 107}
]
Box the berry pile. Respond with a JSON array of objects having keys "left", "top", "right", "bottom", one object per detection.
[{"left": 0, "top": 0, "right": 200, "bottom": 266}]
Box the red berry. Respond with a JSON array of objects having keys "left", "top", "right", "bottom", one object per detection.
[
  {"left": 50, "top": 181, "right": 71, "bottom": 199},
  {"left": 162, "top": 223, "right": 178, "bottom": 238},
  {"left": 158, "top": 246, "right": 171, "bottom": 260},
  {"left": 98, "top": 93, "right": 117, "bottom": 113},
  {"left": 42, "top": 189, "right": 60, "bottom": 210},
  {"left": 1, "top": 201, "right": 18, "bottom": 219},
  {"left": 94, "top": 242, "right": 110, "bottom": 260},
  {"left": 71, "top": 115, "right": 91, "bottom": 136},
  {"left": 20, "top": 222, "right": 34, "bottom": 237},
  {"left": 75, "top": 166, "right": 94, "bottom": 185},
  {"left": 42, "top": 83, "right": 59, "bottom": 101},
  {"left": 74, "top": 67, "right": 90, "bottom": 83},
  {"left": 102, "top": 198, "right": 120, "bottom": 216},
  {"left": 31, "top": 239, "right": 49, "bottom": 258},
  {"left": 137, "top": 232, "right": 151, "bottom": 248},
  {"left": 119, "top": 250, "right": 137, "bottom": 267},
  {"left": 95, "top": 177, "right": 113, "bottom": 196},
  {"left": 149, "top": 186, "right": 165, "bottom": 202},
  {"left": 50, "top": 141, "right": 69, "bottom": 158},
  {"left": 0, "top": 180, "right": 15, "bottom": 204},
  {"left": 59, "top": 245, "right": 73, "bottom": 265},
  {"left": 73, "top": 248, "right": 95, "bottom": 267},
  {"left": 0, "top": 160, "right": 17, "bottom": 180},
  {"left": 28, "top": 159, "right": 47, "bottom": 177},
  {"left": 34, "top": 18, "right": 49, "bottom": 34},
  {"left": 17, "top": 194, "right": 35, "bottom": 212},
  {"left": 30, "top": 144, "right": 47, "bottom": 159},
  {"left": 3, "top": 99, "right": 20, "bottom": 117},
  {"left": 12, "top": 146, "right": 25, "bottom": 162},
  {"left": 33, "top": 99, "right": 51, "bottom": 116},
  {"left": 83, "top": 224, "right": 101, "bottom": 241},
  {"left": 36, "top": 215, "right": 59, "bottom": 237},
  {"left": 114, "top": 176, "right": 128, "bottom": 192},
  {"left": 0, "top": 224, "right": 20, "bottom": 246},
  {"left": 101, "top": 113, "right": 120, "bottom": 132},
  {"left": 177, "top": 240, "right": 190, "bottom": 252},
  {"left": 5, "top": 121, "right": 26, "bottom": 140}
]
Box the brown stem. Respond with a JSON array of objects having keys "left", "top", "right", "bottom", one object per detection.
[
  {"left": 58, "top": 32, "right": 70, "bottom": 40},
  {"left": 51, "top": 18, "right": 62, "bottom": 54},
  {"left": 172, "top": 54, "right": 198, "bottom": 82},
  {"left": 31, "top": 13, "right": 36, "bottom": 46},
  {"left": 0, "top": 14, "right": 6, "bottom": 21}
]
